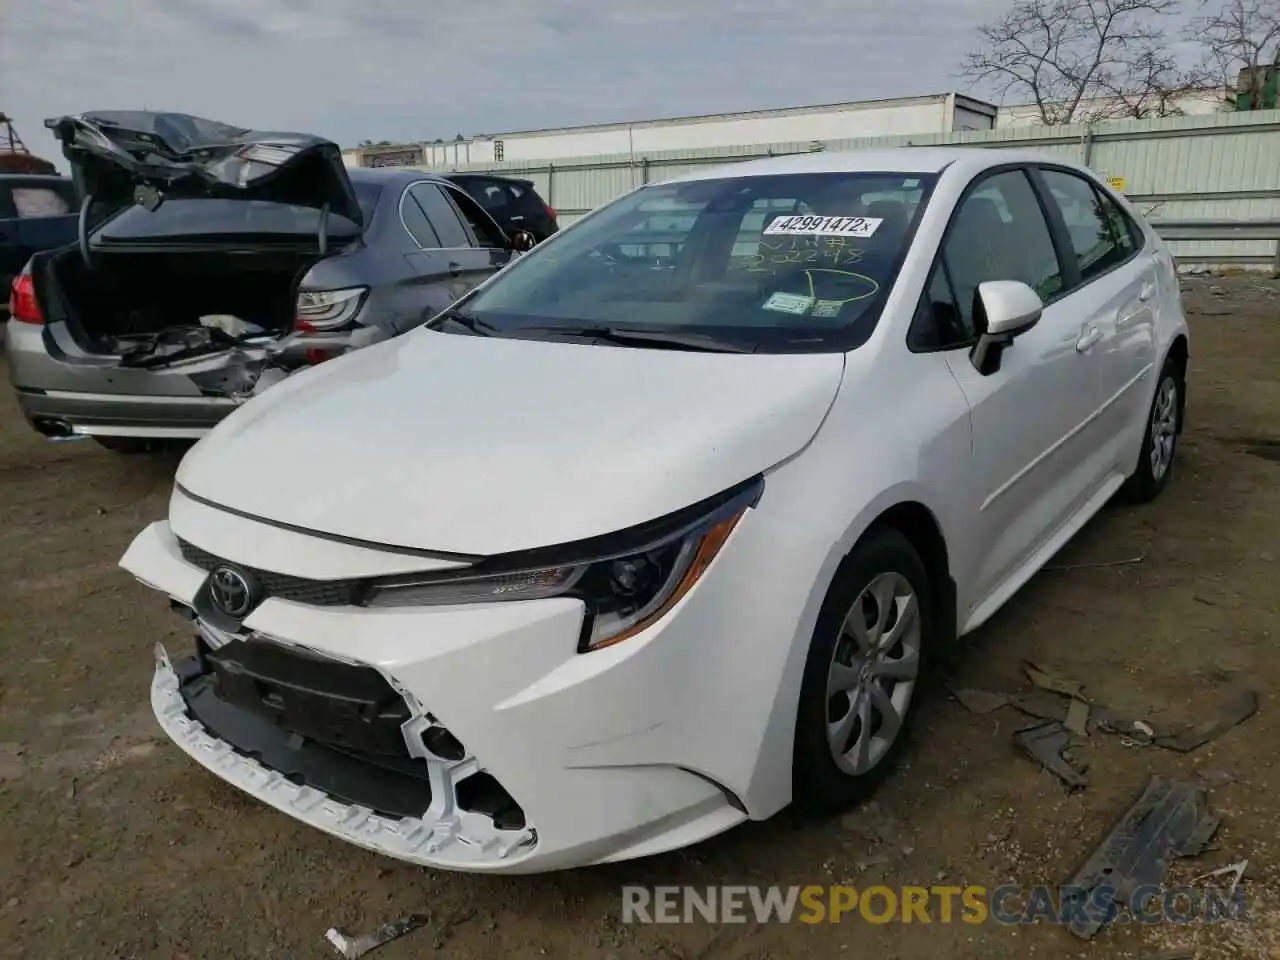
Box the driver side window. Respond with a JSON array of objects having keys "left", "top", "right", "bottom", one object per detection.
[{"left": 909, "top": 168, "right": 1063, "bottom": 352}]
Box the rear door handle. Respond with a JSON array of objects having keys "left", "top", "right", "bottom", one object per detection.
[
  {"left": 447, "top": 262, "right": 462, "bottom": 278},
  {"left": 1138, "top": 280, "right": 1156, "bottom": 302},
  {"left": 1076, "top": 325, "right": 1102, "bottom": 353}
]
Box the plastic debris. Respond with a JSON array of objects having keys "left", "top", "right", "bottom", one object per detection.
[
  {"left": 1022, "top": 661, "right": 1088, "bottom": 700},
  {"left": 200, "top": 314, "right": 265, "bottom": 338},
  {"left": 325, "top": 915, "right": 429, "bottom": 960},
  {"left": 1062, "top": 775, "right": 1221, "bottom": 939},
  {"left": 950, "top": 687, "right": 1010, "bottom": 714},
  {"left": 1153, "top": 688, "right": 1258, "bottom": 752},
  {"left": 1013, "top": 720, "right": 1089, "bottom": 788},
  {"left": 1064, "top": 698, "right": 1091, "bottom": 737}
]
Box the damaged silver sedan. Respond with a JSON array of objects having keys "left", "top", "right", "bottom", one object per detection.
[{"left": 4, "top": 111, "right": 531, "bottom": 452}]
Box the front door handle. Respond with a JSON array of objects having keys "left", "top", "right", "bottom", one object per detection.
[
  {"left": 447, "top": 262, "right": 462, "bottom": 278},
  {"left": 1138, "top": 280, "right": 1156, "bottom": 302},
  {"left": 1076, "top": 325, "right": 1102, "bottom": 353}
]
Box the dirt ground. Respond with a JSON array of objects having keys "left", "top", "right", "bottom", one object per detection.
[{"left": 0, "top": 276, "right": 1277, "bottom": 960}]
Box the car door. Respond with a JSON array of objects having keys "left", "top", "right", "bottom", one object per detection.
[
  {"left": 397, "top": 181, "right": 475, "bottom": 323},
  {"left": 914, "top": 167, "right": 1111, "bottom": 622},
  {"left": 1035, "top": 167, "right": 1158, "bottom": 473}
]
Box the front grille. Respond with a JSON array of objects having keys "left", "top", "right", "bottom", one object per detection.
[{"left": 178, "top": 538, "right": 361, "bottom": 607}]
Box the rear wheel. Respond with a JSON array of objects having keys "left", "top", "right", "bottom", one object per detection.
[
  {"left": 1120, "top": 355, "right": 1183, "bottom": 503},
  {"left": 792, "top": 527, "right": 932, "bottom": 814}
]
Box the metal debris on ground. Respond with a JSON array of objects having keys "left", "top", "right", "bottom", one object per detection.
[
  {"left": 1117, "top": 719, "right": 1156, "bottom": 747},
  {"left": 1013, "top": 720, "right": 1089, "bottom": 789},
  {"left": 1153, "top": 688, "right": 1258, "bottom": 752},
  {"left": 1191, "top": 858, "right": 1249, "bottom": 896},
  {"left": 325, "top": 914, "right": 429, "bottom": 960},
  {"left": 1043, "top": 548, "right": 1148, "bottom": 572},
  {"left": 1062, "top": 775, "right": 1221, "bottom": 939}
]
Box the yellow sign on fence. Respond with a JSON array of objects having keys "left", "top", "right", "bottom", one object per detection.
[{"left": 1108, "top": 176, "right": 1127, "bottom": 192}]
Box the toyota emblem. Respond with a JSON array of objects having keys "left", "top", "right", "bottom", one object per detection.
[{"left": 208, "top": 565, "right": 256, "bottom": 618}]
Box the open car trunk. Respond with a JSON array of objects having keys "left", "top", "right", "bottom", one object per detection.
[{"left": 44, "top": 245, "right": 327, "bottom": 364}]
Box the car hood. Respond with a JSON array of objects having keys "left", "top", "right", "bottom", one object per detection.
[
  {"left": 45, "top": 111, "right": 362, "bottom": 226},
  {"left": 176, "top": 331, "right": 846, "bottom": 557}
]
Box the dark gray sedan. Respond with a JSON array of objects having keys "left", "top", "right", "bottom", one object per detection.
[{"left": 5, "top": 111, "right": 534, "bottom": 453}]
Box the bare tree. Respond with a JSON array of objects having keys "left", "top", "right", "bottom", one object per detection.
[
  {"left": 1187, "top": 0, "right": 1280, "bottom": 108},
  {"left": 959, "top": 0, "right": 1188, "bottom": 124}
]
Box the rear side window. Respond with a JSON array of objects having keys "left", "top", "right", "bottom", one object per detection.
[
  {"left": 400, "top": 185, "right": 442, "bottom": 248},
  {"left": 444, "top": 186, "right": 507, "bottom": 248},
  {"left": 12, "top": 186, "right": 74, "bottom": 218},
  {"left": 410, "top": 183, "right": 471, "bottom": 248},
  {"left": 464, "top": 179, "right": 511, "bottom": 217},
  {"left": 1040, "top": 169, "right": 1135, "bottom": 281}
]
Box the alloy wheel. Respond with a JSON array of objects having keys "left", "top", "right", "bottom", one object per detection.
[
  {"left": 1149, "top": 375, "right": 1179, "bottom": 481},
  {"left": 826, "top": 571, "right": 921, "bottom": 776}
]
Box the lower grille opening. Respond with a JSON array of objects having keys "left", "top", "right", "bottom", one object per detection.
[
  {"left": 170, "top": 624, "right": 532, "bottom": 840},
  {"left": 456, "top": 772, "right": 527, "bottom": 831}
]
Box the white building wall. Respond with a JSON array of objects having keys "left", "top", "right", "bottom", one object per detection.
[
  {"left": 996, "top": 89, "right": 1233, "bottom": 127},
  {"left": 485, "top": 98, "right": 960, "bottom": 163},
  {"left": 345, "top": 93, "right": 1000, "bottom": 170}
]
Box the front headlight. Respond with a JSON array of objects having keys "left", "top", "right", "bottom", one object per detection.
[{"left": 363, "top": 477, "right": 762, "bottom": 651}]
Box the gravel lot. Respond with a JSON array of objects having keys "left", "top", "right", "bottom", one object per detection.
[{"left": 1, "top": 275, "right": 1277, "bottom": 960}]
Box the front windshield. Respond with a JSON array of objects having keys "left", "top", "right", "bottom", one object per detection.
[{"left": 460, "top": 170, "right": 936, "bottom": 352}]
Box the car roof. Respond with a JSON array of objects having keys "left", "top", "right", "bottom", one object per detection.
[
  {"left": 444, "top": 172, "right": 532, "bottom": 186},
  {"left": 662, "top": 147, "right": 1077, "bottom": 184},
  {"left": 346, "top": 167, "right": 448, "bottom": 189}
]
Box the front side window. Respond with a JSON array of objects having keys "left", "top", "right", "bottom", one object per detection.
[
  {"left": 1041, "top": 169, "right": 1134, "bottom": 281},
  {"left": 911, "top": 168, "right": 1064, "bottom": 351},
  {"left": 941, "top": 169, "right": 1063, "bottom": 335},
  {"left": 455, "top": 171, "right": 938, "bottom": 352}
]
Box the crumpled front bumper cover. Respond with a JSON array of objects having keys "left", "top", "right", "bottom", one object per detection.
[{"left": 150, "top": 642, "right": 540, "bottom": 870}]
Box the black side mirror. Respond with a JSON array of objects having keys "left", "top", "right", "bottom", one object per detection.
[{"left": 508, "top": 230, "right": 537, "bottom": 253}]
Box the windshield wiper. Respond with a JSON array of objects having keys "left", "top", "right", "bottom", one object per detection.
[
  {"left": 426, "top": 307, "right": 496, "bottom": 336},
  {"left": 518, "top": 325, "right": 756, "bottom": 353}
]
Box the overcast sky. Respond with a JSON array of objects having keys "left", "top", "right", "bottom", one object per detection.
[{"left": 5, "top": 0, "right": 1012, "bottom": 168}]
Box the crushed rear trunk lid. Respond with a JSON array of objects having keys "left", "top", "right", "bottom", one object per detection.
[{"left": 45, "top": 111, "right": 363, "bottom": 228}]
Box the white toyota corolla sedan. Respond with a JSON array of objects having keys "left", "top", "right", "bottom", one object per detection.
[{"left": 121, "top": 147, "right": 1189, "bottom": 874}]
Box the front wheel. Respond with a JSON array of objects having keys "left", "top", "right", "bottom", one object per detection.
[
  {"left": 1120, "top": 356, "right": 1183, "bottom": 503},
  {"left": 792, "top": 527, "right": 933, "bottom": 814}
]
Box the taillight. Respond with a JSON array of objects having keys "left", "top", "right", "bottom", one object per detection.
[
  {"left": 294, "top": 286, "right": 367, "bottom": 332},
  {"left": 8, "top": 271, "right": 43, "bottom": 325},
  {"left": 545, "top": 204, "right": 557, "bottom": 221}
]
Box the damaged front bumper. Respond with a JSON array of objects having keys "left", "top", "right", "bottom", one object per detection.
[
  {"left": 124, "top": 513, "right": 750, "bottom": 874},
  {"left": 151, "top": 642, "right": 539, "bottom": 866}
]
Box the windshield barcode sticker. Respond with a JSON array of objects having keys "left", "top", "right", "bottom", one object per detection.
[
  {"left": 763, "top": 215, "right": 882, "bottom": 238},
  {"left": 762, "top": 292, "right": 814, "bottom": 315}
]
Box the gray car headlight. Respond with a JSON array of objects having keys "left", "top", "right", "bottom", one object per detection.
[{"left": 362, "top": 478, "right": 763, "bottom": 651}]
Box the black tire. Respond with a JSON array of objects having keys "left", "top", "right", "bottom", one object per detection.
[
  {"left": 93, "top": 437, "right": 161, "bottom": 455},
  {"left": 792, "top": 526, "right": 934, "bottom": 815},
  {"left": 1120, "top": 355, "right": 1184, "bottom": 504}
]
